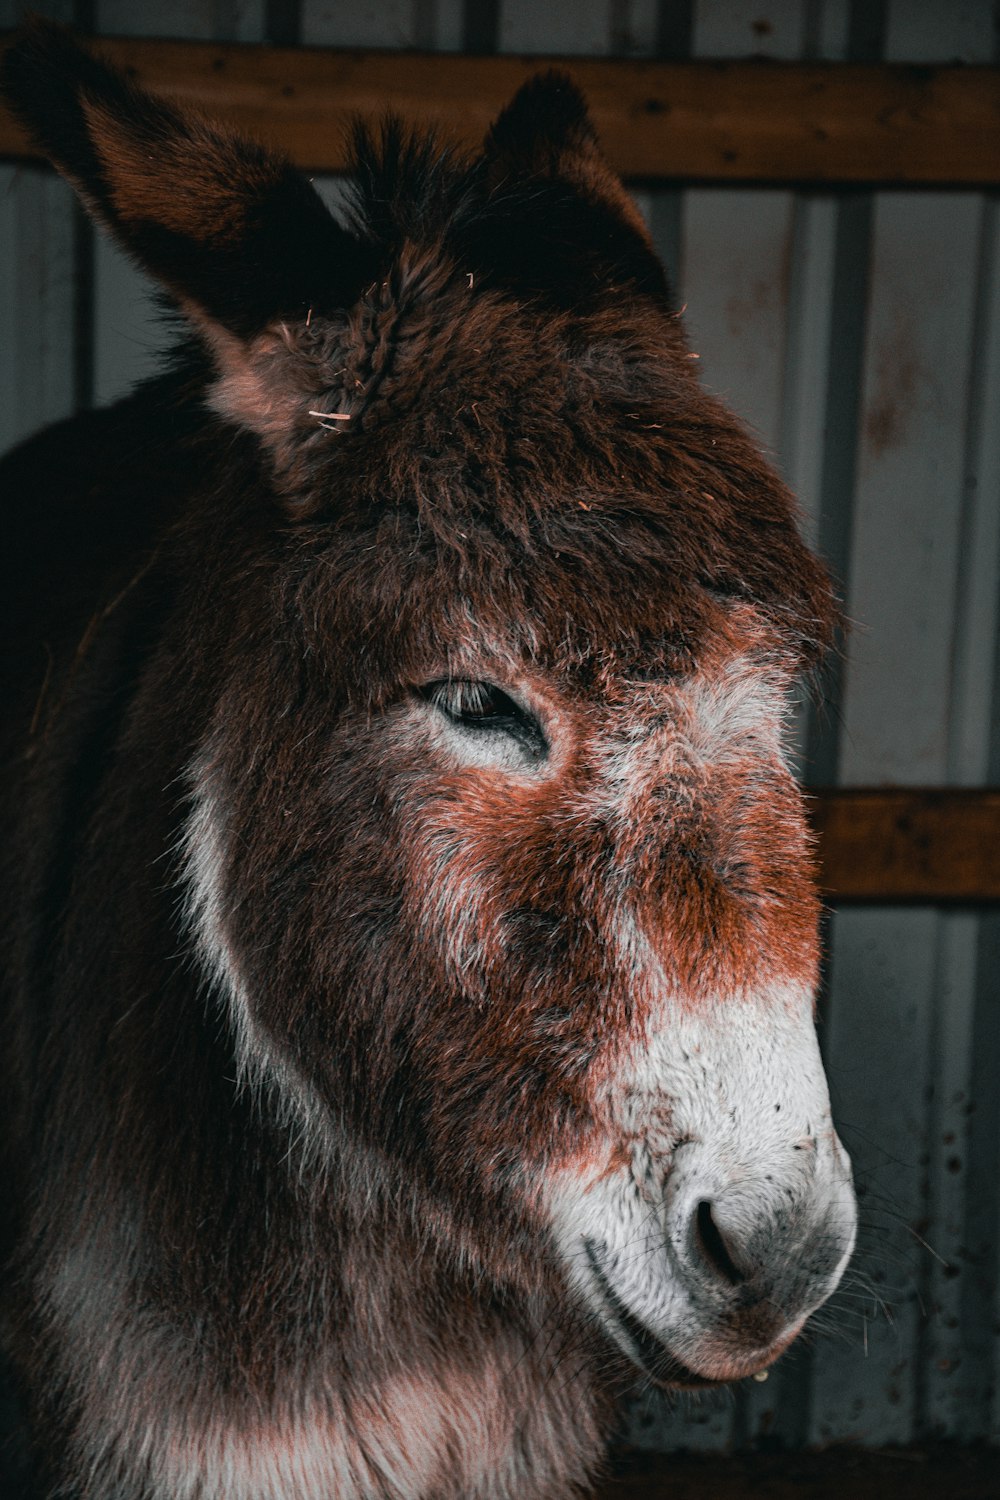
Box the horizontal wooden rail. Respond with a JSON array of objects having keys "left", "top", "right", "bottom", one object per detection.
[
  {"left": 2, "top": 35, "right": 1000, "bottom": 184},
  {"left": 809, "top": 788, "right": 1000, "bottom": 903}
]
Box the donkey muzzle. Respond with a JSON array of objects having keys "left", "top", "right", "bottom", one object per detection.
[{"left": 577, "top": 1131, "right": 857, "bottom": 1384}]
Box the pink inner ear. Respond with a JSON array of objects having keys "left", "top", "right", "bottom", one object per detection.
[{"left": 205, "top": 321, "right": 322, "bottom": 455}]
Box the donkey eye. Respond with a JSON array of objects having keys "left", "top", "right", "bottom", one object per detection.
[
  {"left": 420, "top": 680, "right": 547, "bottom": 758},
  {"left": 429, "top": 680, "right": 517, "bottom": 724}
]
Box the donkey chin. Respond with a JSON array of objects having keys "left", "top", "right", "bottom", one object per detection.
[{"left": 547, "top": 982, "right": 858, "bottom": 1387}]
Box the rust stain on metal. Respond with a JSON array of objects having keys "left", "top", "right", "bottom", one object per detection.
[{"left": 864, "top": 313, "right": 924, "bottom": 459}]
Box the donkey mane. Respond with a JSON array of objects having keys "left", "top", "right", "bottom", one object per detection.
[{"left": 345, "top": 104, "right": 669, "bottom": 308}]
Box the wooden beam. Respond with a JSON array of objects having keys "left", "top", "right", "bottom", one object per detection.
[
  {"left": 2, "top": 35, "right": 1000, "bottom": 184},
  {"left": 809, "top": 788, "right": 1000, "bottom": 904}
]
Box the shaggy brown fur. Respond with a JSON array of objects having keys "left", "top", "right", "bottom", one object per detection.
[{"left": 0, "top": 22, "right": 845, "bottom": 1500}]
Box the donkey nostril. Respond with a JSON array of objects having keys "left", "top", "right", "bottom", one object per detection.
[{"left": 694, "top": 1199, "right": 747, "bottom": 1286}]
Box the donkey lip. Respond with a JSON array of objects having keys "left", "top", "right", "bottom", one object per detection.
[{"left": 582, "top": 1240, "right": 723, "bottom": 1389}]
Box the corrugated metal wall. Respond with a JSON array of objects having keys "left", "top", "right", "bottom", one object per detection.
[{"left": 2, "top": 0, "right": 997, "bottom": 1455}]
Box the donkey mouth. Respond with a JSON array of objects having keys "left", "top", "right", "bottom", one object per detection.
[{"left": 583, "top": 1240, "right": 723, "bottom": 1388}]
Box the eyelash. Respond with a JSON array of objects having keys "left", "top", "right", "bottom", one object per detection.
[{"left": 419, "top": 680, "right": 548, "bottom": 758}]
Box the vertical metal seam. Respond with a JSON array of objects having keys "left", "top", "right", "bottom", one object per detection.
[
  {"left": 800, "top": 0, "right": 887, "bottom": 1456},
  {"left": 803, "top": 0, "right": 887, "bottom": 782},
  {"left": 264, "top": 1, "right": 303, "bottom": 47},
  {"left": 71, "top": 0, "right": 96, "bottom": 413},
  {"left": 655, "top": 0, "right": 694, "bottom": 59},
  {"left": 647, "top": 1, "right": 693, "bottom": 309},
  {"left": 462, "top": 0, "right": 500, "bottom": 53},
  {"left": 954, "top": 102, "right": 1000, "bottom": 1449},
  {"left": 912, "top": 12, "right": 1000, "bottom": 1444}
]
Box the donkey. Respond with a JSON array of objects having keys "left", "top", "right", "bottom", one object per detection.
[{"left": 0, "top": 22, "right": 857, "bottom": 1500}]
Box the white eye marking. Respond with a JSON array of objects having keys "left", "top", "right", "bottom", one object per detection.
[{"left": 418, "top": 679, "right": 548, "bottom": 765}]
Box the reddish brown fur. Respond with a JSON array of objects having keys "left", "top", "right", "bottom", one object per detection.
[{"left": 0, "top": 23, "right": 845, "bottom": 1500}]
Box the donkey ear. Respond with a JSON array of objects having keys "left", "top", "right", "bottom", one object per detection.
[
  {"left": 483, "top": 71, "right": 655, "bottom": 253},
  {"left": 0, "top": 21, "right": 368, "bottom": 339}
]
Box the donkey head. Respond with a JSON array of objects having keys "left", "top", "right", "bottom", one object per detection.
[{"left": 4, "top": 25, "right": 856, "bottom": 1388}]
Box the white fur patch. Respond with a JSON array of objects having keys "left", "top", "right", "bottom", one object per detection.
[
  {"left": 180, "top": 749, "right": 340, "bottom": 1174},
  {"left": 44, "top": 1224, "right": 598, "bottom": 1500},
  {"left": 587, "top": 653, "right": 795, "bottom": 825},
  {"left": 546, "top": 975, "right": 856, "bottom": 1377},
  {"left": 683, "top": 653, "right": 792, "bottom": 762}
]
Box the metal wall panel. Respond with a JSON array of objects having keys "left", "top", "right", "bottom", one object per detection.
[
  {"left": 0, "top": 162, "right": 75, "bottom": 454},
  {"left": 0, "top": 0, "right": 76, "bottom": 453},
  {"left": 1, "top": 0, "right": 997, "bottom": 1456},
  {"left": 810, "top": 0, "right": 1000, "bottom": 1449},
  {"left": 303, "top": 0, "right": 463, "bottom": 50}
]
